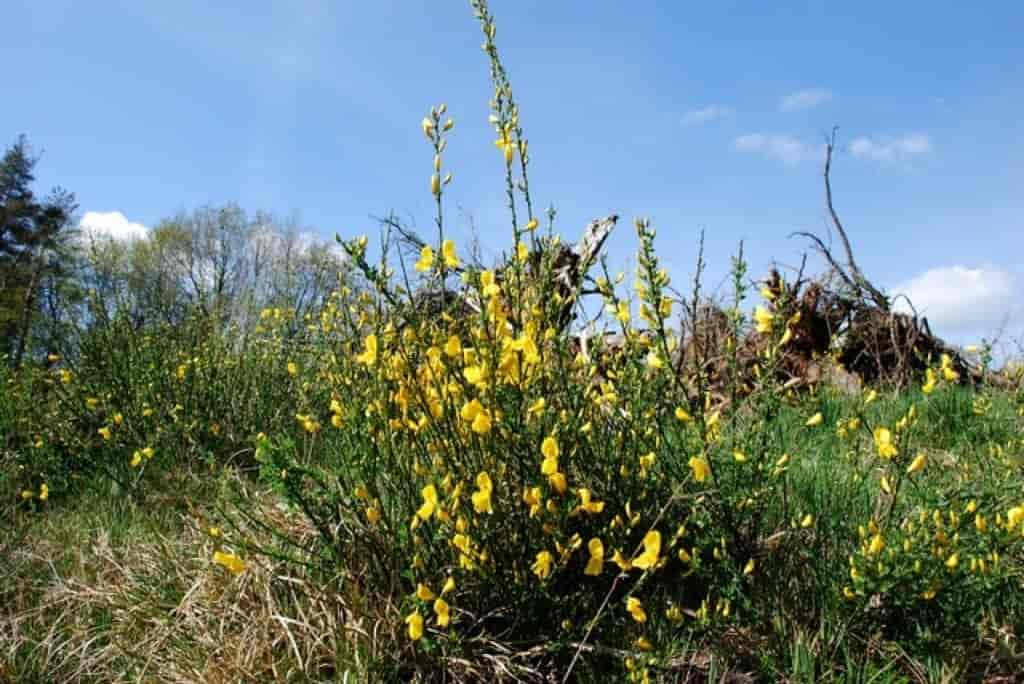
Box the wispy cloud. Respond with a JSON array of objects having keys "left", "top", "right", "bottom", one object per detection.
[
  {"left": 80, "top": 211, "right": 148, "bottom": 242},
  {"left": 849, "top": 134, "right": 933, "bottom": 165},
  {"left": 780, "top": 88, "right": 833, "bottom": 112},
  {"left": 681, "top": 105, "right": 730, "bottom": 127},
  {"left": 732, "top": 134, "right": 821, "bottom": 166},
  {"left": 892, "top": 265, "right": 1015, "bottom": 331}
]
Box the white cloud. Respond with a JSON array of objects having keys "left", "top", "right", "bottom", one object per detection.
[
  {"left": 681, "top": 105, "right": 730, "bottom": 127},
  {"left": 849, "top": 134, "right": 933, "bottom": 164},
  {"left": 732, "top": 134, "right": 822, "bottom": 166},
  {"left": 891, "top": 266, "right": 1015, "bottom": 331},
  {"left": 780, "top": 88, "right": 832, "bottom": 112},
  {"left": 79, "top": 211, "right": 149, "bottom": 242}
]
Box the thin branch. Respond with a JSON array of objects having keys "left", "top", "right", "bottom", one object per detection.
[{"left": 822, "top": 129, "right": 889, "bottom": 309}]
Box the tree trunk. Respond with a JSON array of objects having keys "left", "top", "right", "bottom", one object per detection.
[{"left": 12, "top": 253, "right": 41, "bottom": 368}]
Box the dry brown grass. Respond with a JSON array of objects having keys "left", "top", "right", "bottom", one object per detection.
[{"left": 0, "top": 475, "right": 393, "bottom": 683}]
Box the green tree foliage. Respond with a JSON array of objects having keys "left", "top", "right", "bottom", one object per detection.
[{"left": 0, "top": 135, "right": 77, "bottom": 367}]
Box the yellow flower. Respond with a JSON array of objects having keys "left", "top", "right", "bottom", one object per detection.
[
  {"left": 732, "top": 450, "right": 747, "bottom": 463},
  {"left": 613, "top": 550, "right": 633, "bottom": 571},
  {"left": 208, "top": 526, "right": 221, "bottom": 537},
  {"left": 626, "top": 597, "right": 647, "bottom": 623},
  {"left": 524, "top": 217, "right": 539, "bottom": 232},
  {"left": 470, "top": 411, "right": 492, "bottom": 434},
  {"left": 873, "top": 428, "right": 898, "bottom": 459},
  {"left": 441, "top": 239, "right": 459, "bottom": 269},
  {"left": 868, "top": 533, "right": 885, "bottom": 556},
  {"left": 452, "top": 533, "right": 471, "bottom": 555},
  {"left": 21, "top": 489, "right": 33, "bottom": 500},
  {"left": 547, "top": 472, "right": 567, "bottom": 494},
  {"left": 471, "top": 471, "right": 494, "bottom": 514},
  {"left": 945, "top": 552, "right": 959, "bottom": 570},
  {"left": 494, "top": 125, "right": 516, "bottom": 164},
  {"left": 674, "top": 406, "right": 692, "bottom": 422},
  {"left": 516, "top": 240, "right": 529, "bottom": 263},
  {"left": 442, "top": 576, "right": 456, "bottom": 595},
  {"left": 405, "top": 611, "right": 424, "bottom": 640},
  {"left": 631, "top": 530, "right": 661, "bottom": 570},
  {"left": 417, "top": 484, "right": 438, "bottom": 520},
  {"left": 416, "top": 583, "right": 435, "bottom": 601},
  {"left": 754, "top": 306, "right": 774, "bottom": 334},
  {"left": 365, "top": 506, "right": 381, "bottom": 525},
  {"left": 421, "top": 117, "right": 434, "bottom": 139},
  {"left": 541, "top": 436, "right": 560, "bottom": 461},
  {"left": 98, "top": 426, "right": 112, "bottom": 441},
  {"left": 1006, "top": 505, "right": 1024, "bottom": 531},
  {"left": 287, "top": 361, "right": 298, "bottom": 376},
  {"left": 613, "top": 300, "right": 630, "bottom": 325},
  {"left": 575, "top": 488, "right": 605, "bottom": 514},
  {"left": 527, "top": 397, "right": 546, "bottom": 416},
  {"left": 805, "top": 412, "right": 823, "bottom": 427},
  {"left": 130, "top": 450, "right": 142, "bottom": 467},
  {"left": 480, "top": 270, "right": 500, "bottom": 297},
  {"left": 460, "top": 398, "right": 483, "bottom": 422},
  {"left": 907, "top": 452, "right": 927, "bottom": 474},
  {"left": 800, "top": 514, "right": 814, "bottom": 528},
  {"left": 584, "top": 538, "right": 605, "bottom": 576},
  {"left": 440, "top": 336, "right": 460, "bottom": 359},
  {"left": 39, "top": 484, "right": 49, "bottom": 501},
  {"left": 433, "top": 597, "right": 450, "bottom": 627},
  {"left": 463, "top": 364, "right": 486, "bottom": 385},
  {"left": 940, "top": 354, "right": 959, "bottom": 382},
  {"left": 688, "top": 456, "right": 710, "bottom": 483},
  {"left": 522, "top": 486, "right": 543, "bottom": 516},
  {"left": 743, "top": 558, "right": 756, "bottom": 575},
  {"left": 638, "top": 452, "right": 656, "bottom": 474},
  {"left": 415, "top": 245, "right": 435, "bottom": 272},
  {"left": 532, "top": 550, "right": 554, "bottom": 580},
  {"left": 922, "top": 368, "right": 937, "bottom": 394},
  {"left": 356, "top": 334, "right": 378, "bottom": 366},
  {"left": 212, "top": 551, "right": 246, "bottom": 575}
]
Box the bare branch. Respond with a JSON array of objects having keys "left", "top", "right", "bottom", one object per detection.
[{"left": 822, "top": 129, "right": 889, "bottom": 309}]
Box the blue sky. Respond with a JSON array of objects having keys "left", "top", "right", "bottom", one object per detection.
[{"left": 5, "top": 0, "right": 1022, "bottom": 348}]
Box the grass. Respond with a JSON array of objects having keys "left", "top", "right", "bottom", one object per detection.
[{"left": 1, "top": 470, "right": 375, "bottom": 683}]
